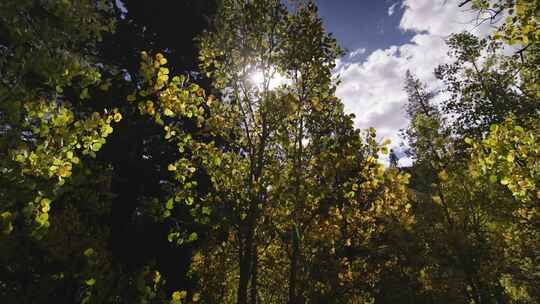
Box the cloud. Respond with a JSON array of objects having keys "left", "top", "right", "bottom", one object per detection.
[
  {"left": 399, "top": 0, "right": 498, "bottom": 36},
  {"left": 388, "top": 2, "right": 399, "bottom": 16},
  {"left": 335, "top": 46, "right": 409, "bottom": 148},
  {"left": 334, "top": 0, "right": 500, "bottom": 165},
  {"left": 349, "top": 48, "right": 367, "bottom": 58}
]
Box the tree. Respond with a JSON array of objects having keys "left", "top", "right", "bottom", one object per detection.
[
  {"left": 398, "top": 1, "right": 540, "bottom": 301},
  {"left": 389, "top": 149, "right": 399, "bottom": 168},
  {"left": 195, "top": 1, "right": 343, "bottom": 301},
  {"left": 94, "top": 0, "right": 219, "bottom": 293},
  {"left": 401, "top": 70, "right": 511, "bottom": 303},
  {"left": 192, "top": 1, "right": 414, "bottom": 303},
  {"left": 435, "top": 32, "right": 537, "bottom": 138},
  {"left": 0, "top": 0, "right": 218, "bottom": 301}
]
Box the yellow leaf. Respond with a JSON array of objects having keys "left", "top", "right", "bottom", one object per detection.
[
  {"left": 438, "top": 170, "right": 448, "bottom": 181},
  {"left": 153, "top": 271, "right": 161, "bottom": 284},
  {"left": 172, "top": 291, "right": 187, "bottom": 301},
  {"left": 84, "top": 248, "right": 95, "bottom": 257},
  {"left": 164, "top": 108, "right": 174, "bottom": 117}
]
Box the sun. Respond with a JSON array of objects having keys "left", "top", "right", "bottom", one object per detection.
[
  {"left": 250, "top": 70, "right": 265, "bottom": 87},
  {"left": 249, "top": 67, "right": 288, "bottom": 90}
]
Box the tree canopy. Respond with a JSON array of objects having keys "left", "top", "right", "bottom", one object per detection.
[{"left": 1, "top": 0, "right": 539, "bottom": 303}]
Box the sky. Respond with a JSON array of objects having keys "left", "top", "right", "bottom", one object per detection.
[{"left": 315, "top": 0, "right": 500, "bottom": 166}]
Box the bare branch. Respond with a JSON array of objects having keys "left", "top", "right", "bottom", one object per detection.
[{"left": 458, "top": 0, "right": 473, "bottom": 8}]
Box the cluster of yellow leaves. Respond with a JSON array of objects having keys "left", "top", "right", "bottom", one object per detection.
[
  {"left": 7, "top": 98, "right": 121, "bottom": 230},
  {"left": 292, "top": 128, "right": 415, "bottom": 298},
  {"left": 468, "top": 118, "right": 539, "bottom": 204},
  {"left": 132, "top": 52, "right": 206, "bottom": 125},
  {"left": 13, "top": 100, "right": 120, "bottom": 182},
  {"left": 1, "top": 211, "right": 14, "bottom": 234},
  {"left": 128, "top": 53, "right": 230, "bottom": 248},
  {"left": 465, "top": 117, "right": 540, "bottom": 301},
  {"left": 29, "top": 196, "right": 52, "bottom": 227},
  {"left": 498, "top": 0, "right": 540, "bottom": 45},
  {"left": 472, "top": 1, "right": 539, "bottom": 45},
  {"left": 170, "top": 290, "right": 201, "bottom": 304},
  {"left": 80, "top": 247, "right": 100, "bottom": 303},
  {"left": 130, "top": 53, "right": 207, "bottom": 216}
]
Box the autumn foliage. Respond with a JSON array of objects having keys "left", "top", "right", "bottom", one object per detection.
[{"left": 0, "top": 0, "right": 538, "bottom": 303}]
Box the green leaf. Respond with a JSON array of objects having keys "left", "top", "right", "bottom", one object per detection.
[
  {"left": 506, "top": 153, "right": 514, "bottom": 162},
  {"left": 80, "top": 88, "right": 90, "bottom": 100},
  {"left": 85, "top": 278, "right": 96, "bottom": 286},
  {"left": 188, "top": 232, "right": 198, "bottom": 242},
  {"left": 166, "top": 199, "right": 174, "bottom": 210},
  {"left": 91, "top": 142, "right": 102, "bottom": 152},
  {"left": 38, "top": 213, "right": 49, "bottom": 223},
  {"left": 202, "top": 206, "right": 211, "bottom": 215}
]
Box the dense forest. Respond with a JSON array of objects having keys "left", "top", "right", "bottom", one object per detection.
[{"left": 0, "top": 0, "right": 538, "bottom": 303}]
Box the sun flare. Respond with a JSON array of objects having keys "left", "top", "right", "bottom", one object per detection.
[{"left": 249, "top": 67, "right": 288, "bottom": 90}]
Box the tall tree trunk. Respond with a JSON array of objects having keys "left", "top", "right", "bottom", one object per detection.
[
  {"left": 250, "top": 244, "right": 258, "bottom": 304},
  {"left": 238, "top": 222, "right": 254, "bottom": 304},
  {"left": 288, "top": 226, "right": 299, "bottom": 304}
]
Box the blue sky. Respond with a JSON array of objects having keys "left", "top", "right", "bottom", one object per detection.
[
  {"left": 315, "top": 0, "right": 413, "bottom": 60},
  {"left": 312, "top": 0, "right": 499, "bottom": 166}
]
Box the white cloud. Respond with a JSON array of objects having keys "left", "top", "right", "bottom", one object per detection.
[
  {"left": 388, "top": 2, "right": 399, "bottom": 16},
  {"left": 349, "top": 48, "right": 366, "bottom": 58},
  {"left": 334, "top": 0, "right": 500, "bottom": 166},
  {"left": 399, "top": 0, "right": 498, "bottom": 37}
]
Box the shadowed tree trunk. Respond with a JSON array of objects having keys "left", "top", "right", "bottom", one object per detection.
[{"left": 288, "top": 226, "right": 299, "bottom": 304}]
